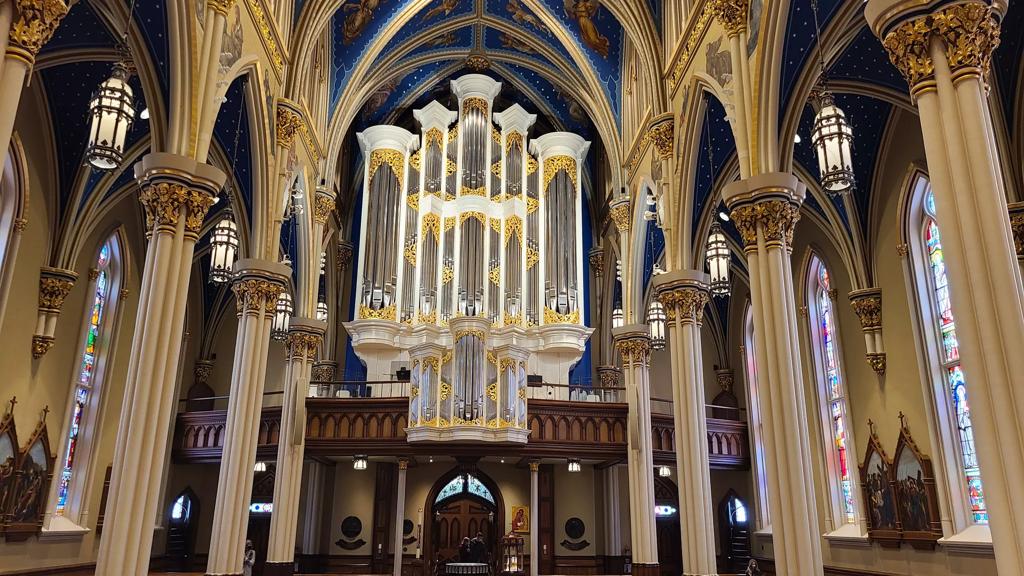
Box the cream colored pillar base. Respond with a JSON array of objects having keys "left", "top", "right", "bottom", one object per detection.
[
  {"left": 613, "top": 326, "right": 658, "bottom": 572},
  {"left": 654, "top": 271, "right": 718, "bottom": 576},
  {"left": 206, "top": 260, "right": 291, "bottom": 576},
  {"left": 96, "top": 153, "right": 225, "bottom": 576},
  {"left": 266, "top": 319, "right": 326, "bottom": 575},
  {"left": 723, "top": 173, "right": 823, "bottom": 575}
]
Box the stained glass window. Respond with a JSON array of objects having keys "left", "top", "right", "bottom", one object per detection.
[
  {"left": 923, "top": 192, "right": 986, "bottom": 524},
  {"left": 435, "top": 473, "right": 494, "bottom": 505},
  {"left": 812, "top": 259, "right": 855, "bottom": 524},
  {"left": 56, "top": 242, "right": 113, "bottom": 515}
]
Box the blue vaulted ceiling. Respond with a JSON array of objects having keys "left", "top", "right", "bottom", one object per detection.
[
  {"left": 779, "top": 0, "right": 843, "bottom": 119},
  {"left": 41, "top": 0, "right": 117, "bottom": 54},
  {"left": 332, "top": 0, "right": 624, "bottom": 128},
  {"left": 994, "top": 0, "right": 1024, "bottom": 132},
  {"left": 214, "top": 76, "right": 254, "bottom": 218},
  {"left": 691, "top": 95, "right": 735, "bottom": 241}
]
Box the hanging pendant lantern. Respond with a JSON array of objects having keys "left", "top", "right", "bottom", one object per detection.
[
  {"left": 209, "top": 210, "right": 239, "bottom": 284},
  {"left": 705, "top": 222, "right": 731, "bottom": 297},
  {"left": 85, "top": 61, "right": 135, "bottom": 170},
  {"left": 647, "top": 300, "right": 666, "bottom": 351},
  {"left": 811, "top": 93, "right": 855, "bottom": 197},
  {"left": 612, "top": 306, "right": 624, "bottom": 329},
  {"left": 316, "top": 299, "right": 329, "bottom": 323},
  {"left": 271, "top": 291, "right": 293, "bottom": 341}
]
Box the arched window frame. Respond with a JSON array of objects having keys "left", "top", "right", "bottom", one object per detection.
[
  {"left": 902, "top": 174, "right": 989, "bottom": 538},
  {"left": 44, "top": 233, "right": 126, "bottom": 535},
  {"left": 741, "top": 302, "right": 771, "bottom": 532},
  {"left": 804, "top": 253, "right": 863, "bottom": 536}
]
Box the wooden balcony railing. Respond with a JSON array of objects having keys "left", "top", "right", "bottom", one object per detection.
[{"left": 172, "top": 397, "right": 749, "bottom": 469}]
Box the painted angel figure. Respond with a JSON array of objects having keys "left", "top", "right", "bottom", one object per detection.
[
  {"left": 564, "top": 0, "right": 609, "bottom": 58},
  {"left": 343, "top": 0, "right": 382, "bottom": 45},
  {"left": 422, "top": 0, "right": 460, "bottom": 22}
]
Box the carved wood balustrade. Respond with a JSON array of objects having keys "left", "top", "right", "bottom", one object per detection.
[{"left": 172, "top": 399, "right": 749, "bottom": 469}]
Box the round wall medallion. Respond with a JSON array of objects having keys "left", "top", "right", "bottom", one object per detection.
[
  {"left": 341, "top": 516, "right": 362, "bottom": 538},
  {"left": 404, "top": 519, "right": 415, "bottom": 535},
  {"left": 565, "top": 517, "right": 585, "bottom": 540}
]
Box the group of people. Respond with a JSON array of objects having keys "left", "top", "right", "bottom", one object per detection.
[{"left": 458, "top": 532, "right": 488, "bottom": 563}]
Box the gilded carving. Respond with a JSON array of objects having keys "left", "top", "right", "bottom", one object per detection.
[
  {"left": 207, "top": 0, "right": 236, "bottom": 16},
  {"left": 525, "top": 247, "right": 540, "bottom": 270},
  {"left": 460, "top": 211, "right": 486, "bottom": 224},
  {"left": 276, "top": 106, "right": 303, "bottom": 149},
  {"left": 462, "top": 97, "right": 489, "bottom": 116},
  {"left": 14, "top": 218, "right": 28, "bottom": 232},
  {"left": 867, "top": 353, "right": 887, "bottom": 375},
  {"left": 658, "top": 286, "right": 709, "bottom": 325},
  {"left": 441, "top": 265, "right": 454, "bottom": 284},
  {"left": 504, "top": 216, "right": 523, "bottom": 245},
  {"left": 668, "top": 1, "right": 714, "bottom": 92},
  {"left": 489, "top": 265, "right": 500, "bottom": 286},
  {"left": 525, "top": 196, "right": 539, "bottom": 215},
  {"left": 648, "top": 117, "right": 675, "bottom": 159},
  {"left": 358, "top": 304, "right": 397, "bottom": 321},
  {"left": 505, "top": 131, "right": 524, "bottom": 151},
  {"left": 444, "top": 216, "right": 457, "bottom": 232},
  {"left": 425, "top": 128, "right": 444, "bottom": 147},
  {"left": 422, "top": 213, "right": 441, "bottom": 239},
  {"left": 850, "top": 294, "right": 882, "bottom": 329},
  {"left": 8, "top": 0, "right": 70, "bottom": 62},
  {"left": 615, "top": 337, "right": 651, "bottom": 365},
  {"left": 609, "top": 199, "right": 632, "bottom": 233},
  {"left": 526, "top": 154, "right": 539, "bottom": 175},
  {"left": 455, "top": 329, "right": 485, "bottom": 343},
  {"left": 729, "top": 200, "right": 800, "bottom": 249},
  {"left": 440, "top": 382, "right": 452, "bottom": 400},
  {"left": 409, "top": 150, "right": 422, "bottom": 171},
  {"left": 232, "top": 279, "right": 283, "bottom": 313},
  {"left": 194, "top": 360, "right": 215, "bottom": 385},
  {"left": 709, "top": 0, "right": 750, "bottom": 37},
  {"left": 486, "top": 383, "right": 498, "bottom": 401},
  {"left": 589, "top": 248, "right": 604, "bottom": 277},
  {"left": 462, "top": 186, "right": 487, "bottom": 197},
  {"left": 286, "top": 331, "right": 322, "bottom": 360},
  {"left": 407, "top": 193, "right": 420, "bottom": 212},
  {"left": 311, "top": 361, "right": 336, "bottom": 382},
  {"left": 1011, "top": 212, "right": 1024, "bottom": 257},
  {"left": 597, "top": 366, "right": 620, "bottom": 388},
  {"left": 404, "top": 243, "right": 417, "bottom": 266},
  {"left": 37, "top": 273, "right": 75, "bottom": 312},
  {"left": 543, "top": 155, "right": 579, "bottom": 192},
  {"left": 716, "top": 369, "right": 734, "bottom": 392},
  {"left": 369, "top": 148, "right": 406, "bottom": 186},
  {"left": 543, "top": 307, "right": 579, "bottom": 325},
  {"left": 417, "top": 310, "right": 437, "bottom": 324},
  {"left": 247, "top": 0, "right": 284, "bottom": 75},
  {"left": 139, "top": 182, "right": 216, "bottom": 236},
  {"left": 503, "top": 311, "right": 522, "bottom": 326},
  {"left": 31, "top": 335, "right": 54, "bottom": 359},
  {"left": 337, "top": 241, "right": 354, "bottom": 270},
  {"left": 313, "top": 194, "right": 335, "bottom": 225}
]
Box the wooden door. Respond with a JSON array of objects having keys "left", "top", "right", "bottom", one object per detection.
[
  {"left": 433, "top": 498, "right": 494, "bottom": 567},
  {"left": 247, "top": 515, "right": 272, "bottom": 576}
]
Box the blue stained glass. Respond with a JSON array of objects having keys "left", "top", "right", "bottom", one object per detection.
[
  {"left": 434, "top": 473, "right": 494, "bottom": 505},
  {"left": 435, "top": 475, "right": 465, "bottom": 503},
  {"left": 467, "top": 474, "right": 494, "bottom": 504}
]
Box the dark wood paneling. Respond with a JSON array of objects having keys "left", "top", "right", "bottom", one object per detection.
[
  {"left": 371, "top": 463, "right": 396, "bottom": 573},
  {"left": 173, "top": 407, "right": 281, "bottom": 463},
  {"left": 752, "top": 557, "right": 907, "bottom": 576},
  {"left": 538, "top": 464, "right": 555, "bottom": 575},
  {"left": 551, "top": 556, "right": 604, "bottom": 575}
]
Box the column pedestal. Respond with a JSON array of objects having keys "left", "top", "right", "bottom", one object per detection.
[
  {"left": 96, "top": 153, "right": 225, "bottom": 576},
  {"left": 723, "top": 173, "right": 822, "bottom": 575},
  {"left": 654, "top": 271, "right": 718, "bottom": 576},
  {"left": 266, "top": 319, "right": 326, "bottom": 576},
  {"left": 613, "top": 326, "right": 658, "bottom": 576},
  {"left": 206, "top": 260, "right": 291, "bottom": 576}
]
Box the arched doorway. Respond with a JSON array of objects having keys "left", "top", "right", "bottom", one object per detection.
[
  {"left": 166, "top": 488, "right": 199, "bottom": 571},
  {"left": 717, "top": 490, "right": 750, "bottom": 572},
  {"left": 653, "top": 477, "right": 681, "bottom": 576},
  {"left": 424, "top": 466, "right": 504, "bottom": 576}
]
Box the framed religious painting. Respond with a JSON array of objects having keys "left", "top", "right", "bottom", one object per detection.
[
  {"left": 858, "top": 420, "right": 900, "bottom": 547},
  {"left": 891, "top": 414, "right": 941, "bottom": 549},
  {"left": 5, "top": 411, "right": 53, "bottom": 541},
  {"left": 0, "top": 400, "right": 19, "bottom": 535},
  {"left": 510, "top": 506, "right": 529, "bottom": 533}
]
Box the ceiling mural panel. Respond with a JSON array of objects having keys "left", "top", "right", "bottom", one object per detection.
[
  {"left": 481, "top": 26, "right": 560, "bottom": 73},
  {"left": 386, "top": 24, "right": 478, "bottom": 67},
  {"left": 372, "top": 1, "right": 477, "bottom": 65},
  {"left": 358, "top": 59, "right": 458, "bottom": 128}
]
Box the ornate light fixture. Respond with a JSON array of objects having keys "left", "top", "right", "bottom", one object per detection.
[
  {"left": 612, "top": 307, "right": 624, "bottom": 329},
  {"left": 353, "top": 455, "right": 368, "bottom": 470},
  {"left": 209, "top": 208, "right": 239, "bottom": 284},
  {"left": 253, "top": 461, "right": 267, "bottom": 473},
  {"left": 86, "top": 59, "right": 135, "bottom": 170},
  {"left": 809, "top": 0, "right": 855, "bottom": 197},
  {"left": 271, "top": 291, "right": 293, "bottom": 341},
  {"left": 567, "top": 459, "right": 581, "bottom": 473},
  {"left": 705, "top": 222, "right": 731, "bottom": 297},
  {"left": 316, "top": 298, "right": 329, "bottom": 323},
  {"left": 658, "top": 465, "right": 671, "bottom": 477},
  {"left": 647, "top": 300, "right": 666, "bottom": 351}
]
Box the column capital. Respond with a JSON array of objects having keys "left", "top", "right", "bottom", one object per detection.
[
  {"left": 1009, "top": 202, "right": 1024, "bottom": 259},
  {"left": 709, "top": 0, "right": 750, "bottom": 37},
  {"left": 849, "top": 288, "right": 883, "bottom": 330},
  {"left": 609, "top": 197, "right": 632, "bottom": 234},
  {"left": 715, "top": 368, "right": 735, "bottom": 392},
  {"left": 596, "top": 365, "right": 621, "bottom": 388},
  {"left": 231, "top": 259, "right": 291, "bottom": 315},
  {"left": 589, "top": 247, "right": 605, "bottom": 277},
  {"left": 7, "top": 0, "right": 71, "bottom": 66},
  {"left": 723, "top": 173, "right": 804, "bottom": 252},
  {"left": 135, "top": 153, "right": 227, "bottom": 239},
  {"left": 311, "top": 360, "right": 337, "bottom": 382},
  {"left": 276, "top": 103, "right": 304, "bottom": 150},
  {"left": 313, "top": 190, "right": 336, "bottom": 225},
  {"left": 194, "top": 359, "right": 215, "bottom": 385},
  {"left": 286, "top": 319, "right": 326, "bottom": 361},
  {"left": 528, "top": 460, "right": 540, "bottom": 472},
  {"left": 337, "top": 239, "right": 354, "bottom": 270},
  {"left": 868, "top": 0, "right": 1001, "bottom": 96},
  {"left": 207, "top": 0, "right": 238, "bottom": 16},
  {"left": 653, "top": 270, "right": 710, "bottom": 325},
  {"left": 647, "top": 113, "right": 675, "bottom": 160},
  {"left": 398, "top": 458, "right": 409, "bottom": 470},
  {"left": 37, "top": 266, "right": 77, "bottom": 313},
  {"left": 613, "top": 325, "right": 651, "bottom": 365}
]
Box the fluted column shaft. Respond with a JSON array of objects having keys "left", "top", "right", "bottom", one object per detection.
[
  {"left": 96, "top": 153, "right": 225, "bottom": 576},
  {"left": 206, "top": 260, "right": 291, "bottom": 576},
  {"left": 529, "top": 460, "right": 539, "bottom": 576},
  {"left": 723, "top": 173, "right": 822, "bottom": 575},
  {"left": 654, "top": 272, "right": 717, "bottom": 576},
  {"left": 613, "top": 327, "right": 658, "bottom": 576},
  {"left": 869, "top": 2, "right": 1024, "bottom": 570},
  {"left": 266, "top": 320, "right": 326, "bottom": 575},
  {"left": 393, "top": 459, "right": 409, "bottom": 576}
]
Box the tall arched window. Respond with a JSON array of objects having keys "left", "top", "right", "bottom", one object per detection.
[
  {"left": 806, "top": 256, "right": 857, "bottom": 529},
  {"left": 48, "top": 234, "right": 123, "bottom": 529},
  {"left": 917, "top": 188, "right": 986, "bottom": 526}
]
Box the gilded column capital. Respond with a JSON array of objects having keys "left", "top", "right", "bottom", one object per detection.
[
  {"left": 194, "top": 359, "right": 215, "bottom": 385},
  {"left": 613, "top": 327, "right": 652, "bottom": 366},
  {"left": 647, "top": 114, "right": 675, "bottom": 160},
  {"left": 528, "top": 460, "right": 540, "bottom": 472},
  {"left": 7, "top": 0, "right": 70, "bottom": 65},
  {"left": 207, "top": 0, "right": 237, "bottom": 16},
  {"left": 715, "top": 368, "right": 734, "bottom": 392},
  {"left": 311, "top": 361, "right": 337, "bottom": 382},
  {"left": 13, "top": 218, "right": 28, "bottom": 233},
  {"left": 31, "top": 336, "right": 54, "bottom": 358},
  {"left": 709, "top": 0, "right": 750, "bottom": 37},
  {"left": 849, "top": 288, "right": 882, "bottom": 330},
  {"left": 337, "top": 240, "right": 354, "bottom": 271},
  {"left": 138, "top": 182, "right": 217, "bottom": 237},
  {"left": 37, "top": 267, "right": 77, "bottom": 313},
  {"left": 596, "top": 365, "right": 621, "bottom": 388},
  {"left": 729, "top": 199, "right": 801, "bottom": 251},
  {"left": 286, "top": 330, "right": 323, "bottom": 361},
  {"left": 276, "top": 105, "right": 304, "bottom": 150},
  {"left": 609, "top": 197, "right": 632, "bottom": 233},
  {"left": 589, "top": 247, "right": 605, "bottom": 277},
  {"left": 1008, "top": 202, "right": 1024, "bottom": 258},
  {"left": 232, "top": 278, "right": 284, "bottom": 314},
  {"left": 866, "top": 353, "right": 887, "bottom": 375},
  {"left": 657, "top": 284, "right": 709, "bottom": 325},
  {"left": 313, "top": 192, "right": 335, "bottom": 225}
]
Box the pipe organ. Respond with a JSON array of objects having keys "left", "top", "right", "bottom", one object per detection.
[{"left": 346, "top": 74, "right": 592, "bottom": 443}]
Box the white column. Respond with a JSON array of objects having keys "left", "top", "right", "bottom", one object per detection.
[
  {"left": 96, "top": 154, "right": 225, "bottom": 576},
  {"left": 613, "top": 327, "right": 658, "bottom": 576},
  {"left": 394, "top": 459, "right": 409, "bottom": 576},
  {"left": 529, "top": 460, "right": 539, "bottom": 576},
  {"left": 206, "top": 260, "right": 292, "bottom": 576},
  {"left": 867, "top": 2, "right": 1024, "bottom": 570},
  {"left": 722, "top": 173, "right": 822, "bottom": 575},
  {"left": 654, "top": 272, "right": 717, "bottom": 576},
  {"left": 267, "top": 319, "right": 326, "bottom": 576}
]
